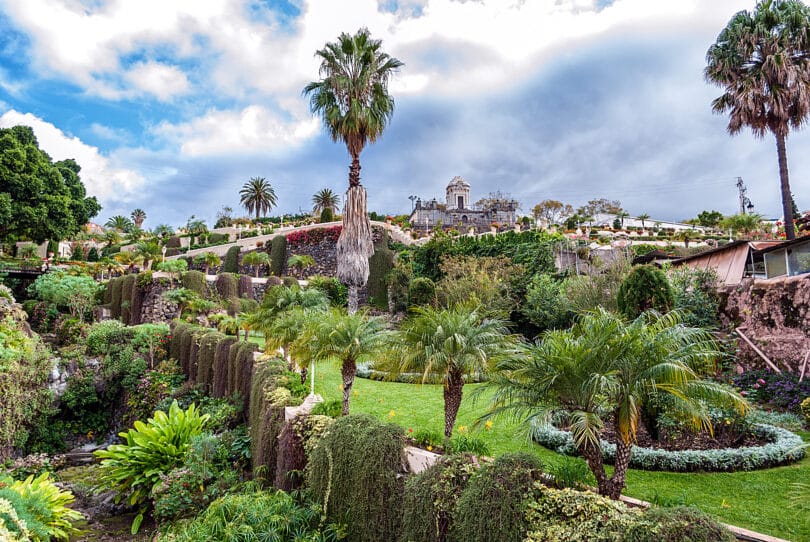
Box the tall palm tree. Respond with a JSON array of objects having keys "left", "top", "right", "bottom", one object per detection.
[
  {"left": 131, "top": 208, "right": 146, "bottom": 229},
  {"left": 706, "top": 0, "right": 810, "bottom": 240},
  {"left": 304, "top": 28, "right": 403, "bottom": 314},
  {"left": 240, "top": 177, "right": 277, "bottom": 222},
  {"left": 105, "top": 215, "right": 133, "bottom": 233},
  {"left": 312, "top": 188, "right": 340, "bottom": 214},
  {"left": 386, "top": 305, "right": 516, "bottom": 443},
  {"left": 483, "top": 308, "right": 747, "bottom": 499}
]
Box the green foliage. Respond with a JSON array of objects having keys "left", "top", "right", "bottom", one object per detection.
[
  {"left": 213, "top": 272, "right": 238, "bottom": 300},
  {"left": 451, "top": 453, "right": 545, "bottom": 542},
  {"left": 109, "top": 277, "right": 124, "bottom": 320},
  {"left": 94, "top": 401, "right": 209, "bottom": 525},
  {"left": 307, "top": 414, "right": 405, "bottom": 542},
  {"left": 282, "top": 276, "right": 298, "bottom": 287},
  {"left": 275, "top": 414, "right": 333, "bottom": 492},
  {"left": 408, "top": 277, "right": 436, "bottom": 307},
  {"left": 181, "top": 270, "right": 207, "bottom": 296},
  {"left": 320, "top": 207, "right": 334, "bottom": 223},
  {"left": 617, "top": 265, "right": 674, "bottom": 319},
  {"left": 623, "top": 506, "right": 734, "bottom": 542},
  {"left": 386, "top": 262, "right": 412, "bottom": 313},
  {"left": 668, "top": 266, "right": 720, "bottom": 328},
  {"left": 0, "top": 472, "right": 84, "bottom": 541},
  {"left": 445, "top": 434, "right": 491, "bottom": 455},
  {"left": 237, "top": 274, "right": 253, "bottom": 298},
  {"left": 156, "top": 259, "right": 188, "bottom": 286},
  {"left": 307, "top": 275, "right": 348, "bottom": 307},
  {"left": 0, "top": 126, "right": 100, "bottom": 243},
  {"left": 802, "top": 397, "right": 810, "bottom": 423},
  {"left": 436, "top": 255, "right": 522, "bottom": 319},
  {"left": 367, "top": 232, "right": 395, "bottom": 309},
  {"left": 155, "top": 488, "right": 342, "bottom": 542},
  {"left": 548, "top": 456, "right": 594, "bottom": 489},
  {"left": 401, "top": 453, "right": 480, "bottom": 542},
  {"left": 222, "top": 245, "right": 241, "bottom": 274},
  {"left": 120, "top": 274, "right": 137, "bottom": 325},
  {"left": 524, "top": 485, "right": 640, "bottom": 542},
  {"left": 269, "top": 235, "right": 287, "bottom": 276},
  {"left": 521, "top": 274, "right": 573, "bottom": 333},
  {"left": 28, "top": 271, "right": 101, "bottom": 321},
  {"left": 562, "top": 256, "right": 630, "bottom": 314},
  {"left": 311, "top": 399, "right": 342, "bottom": 418}
]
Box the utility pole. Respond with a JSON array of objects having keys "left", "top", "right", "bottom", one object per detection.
[{"left": 736, "top": 177, "right": 754, "bottom": 215}]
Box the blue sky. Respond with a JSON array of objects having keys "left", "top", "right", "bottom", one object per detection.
[{"left": 1, "top": 0, "right": 808, "bottom": 229}]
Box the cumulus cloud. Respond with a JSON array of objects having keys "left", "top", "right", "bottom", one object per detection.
[
  {"left": 0, "top": 110, "right": 144, "bottom": 203},
  {"left": 124, "top": 61, "right": 190, "bottom": 102}
]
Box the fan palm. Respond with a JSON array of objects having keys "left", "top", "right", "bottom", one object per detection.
[
  {"left": 105, "top": 215, "right": 133, "bottom": 233},
  {"left": 312, "top": 188, "right": 340, "bottom": 214},
  {"left": 153, "top": 224, "right": 174, "bottom": 239},
  {"left": 706, "top": 0, "right": 810, "bottom": 240},
  {"left": 483, "top": 308, "right": 747, "bottom": 499},
  {"left": 194, "top": 251, "right": 222, "bottom": 275},
  {"left": 386, "top": 305, "right": 516, "bottom": 442},
  {"left": 242, "top": 251, "right": 270, "bottom": 278},
  {"left": 131, "top": 208, "right": 146, "bottom": 228},
  {"left": 240, "top": 177, "right": 277, "bottom": 221},
  {"left": 134, "top": 240, "right": 161, "bottom": 269},
  {"left": 287, "top": 254, "right": 315, "bottom": 278},
  {"left": 304, "top": 28, "right": 403, "bottom": 314}
]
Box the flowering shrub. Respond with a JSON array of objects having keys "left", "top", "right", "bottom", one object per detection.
[
  {"left": 532, "top": 422, "right": 805, "bottom": 472},
  {"left": 285, "top": 225, "right": 342, "bottom": 249},
  {"left": 732, "top": 369, "right": 810, "bottom": 412}
]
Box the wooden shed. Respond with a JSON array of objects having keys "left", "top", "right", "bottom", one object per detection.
[{"left": 670, "top": 241, "right": 782, "bottom": 286}]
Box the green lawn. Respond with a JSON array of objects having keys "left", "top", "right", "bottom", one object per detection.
[{"left": 307, "top": 360, "right": 810, "bottom": 541}]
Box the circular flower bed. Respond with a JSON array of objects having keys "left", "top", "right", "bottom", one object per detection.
[
  {"left": 355, "top": 362, "right": 488, "bottom": 384},
  {"left": 532, "top": 422, "right": 805, "bottom": 472}
]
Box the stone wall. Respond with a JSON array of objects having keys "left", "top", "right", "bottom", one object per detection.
[
  {"left": 719, "top": 275, "right": 810, "bottom": 374},
  {"left": 140, "top": 283, "right": 179, "bottom": 323}
]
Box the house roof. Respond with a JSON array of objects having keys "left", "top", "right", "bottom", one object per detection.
[
  {"left": 671, "top": 240, "right": 782, "bottom": 265},
  {"left": 756, "top": 235, "right": 810, "bottom": 254}
]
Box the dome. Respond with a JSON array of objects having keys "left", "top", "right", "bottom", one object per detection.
[{"left": 447, "top": 175, "right": 470, "bottom": 189}]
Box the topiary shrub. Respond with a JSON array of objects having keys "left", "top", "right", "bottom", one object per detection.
[
  {"left": 130, "top": 277, "right": 149, "bottom": 326},
  {"left": 622, "top": 506, "right": 734, "bottom": 542},
  {"left": 182, "top": 270, "right": 208, "bottom": 297},
  {"left": 238, "top": 275, "right": 253, "bottom": 299},
  {"left": 281, "top": 276, "right": 298, "bottom": 288},
  {"left": 367, "top": 232, "right": 394, "bottom": 309},
  {"left": 235, "top": 341, "right": 257, "bottom": 412},
  {"left": 188, "top": 331, "right": 202, "bottom": 382},
  {"left": 269, "top": 236, "right": 287, "bottom": 276},
  {"left": 178, "top": 325, "right": 196, "bottom": 376},
  {"left": 222, "top": 246, "right": 241, "bottom": 274},
  {"left": 226, "top": 297, "right": 241, "bottom": 317},
  {"left": 617, "top": 265, "right": 674, "bottom": 319},
  {"left": 320, "top": 207, "right": 334, "bottom": 223},
  {"left": 451, "top": 453, "right": 545, "bottom": 542},
  {"left": 387, "top": 264, "right": 412, "bottom": 314},
  {"left": 265, "top": 275, "right": 283, "bottom": 287},
  {"left": 207, "top": 232, "right": 228, "bottom": 244},
  {"left": 196, "top": 332, "right": 225, "bottom": 390},
  {"left": 275, "top": 414, "right": 333, "bottom": 492},
  {"left": 215, "top": 273, "right": 239, "bottom": 300},
  {"left": 212, "top": 337, "right": 237, "bottom": 399},
  {"left": 248, "top": 360, "right": 292, "bottom": 479},
  {"left": 120, "top": 274, "right": 137, "bottom": 324},
  {"left": 307, "top": 413, "right": 406, "bottom": 542},
  {"left": 169, "top": 322, "right": 189, "bottom": 362},
  {"left": 165, "top": 236, "right": 181, "bottom": 248},
  {"left": 409, "top": 277, "right": 436, "bottom": 307},
  {"left": 109, "top": 277, "right": 124, "bottom": 320},
  {"left": 401, "top": 453, "right": 480, "bottom": 542}
]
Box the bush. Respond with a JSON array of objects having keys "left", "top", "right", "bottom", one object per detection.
[
  {"left": 668, "top": 267, "right": 720, "bottom": 328},
  {"left": 220, "top": 245, "right": 239, "bottom": 274},
  {"left": 368, "top": 232, "right": 394, "bottom": 309},
  {"left": 401, "top": 453, "right": 480, "bottom": 542},
  {"left": 237, "top": 274, "right": 253, "bottom": 299},
  {"left": 274, "top": 414, "right": 333, "bottom": 492},
  {"left": 307, "top": 414, "right": 406, "bottom": 542},
  {"left": 450, "top": 453, "right": 545, "bottom": 542},
  {"left": 623, "top": 506, "right": 734, "bottom": 542},
  {"left": 109, "top": 277, "right": 123, "bottom": 320},
  {"left": 311, "top": 399, "right": 342, "bottom": 418},
  {"left": 409, "top": 277, "right": 436, "bottom": 307},
  {"left": 617, "top": 265, "right": 674, "bottom": 319},
  {"left": 307, "top": 275, "right": 348, "bottom": 307},
  {"left": 281, "top": 276, "right": 298, "bottom": 287},
  {"left": 446, "top": 434, "right": 491, "bottom": 455},
  {"left": 387, "top": 264, "right": 412, "bottom": 313},
  {"left": 320, "top": 207, "right": 334, "bottom": 223},
  {"left": 215, "top": 272, "right": 239, "bottom": 299},
  {"left": 269, "top": 236, "right": 287, "bottom": 276},
  {"left": 0, "top": 472, "right": 83, "bottom": 541},
  {"left": 521, "top": 274, "right": 573, "bottom": 333},
  {"left": 182, "top": 270, "right": 207, "bottom": 296},
  {"left": 120, "top": 273, "right": 137, "bottom": 324},
  {"left": 802, "top": 397, "right": 810, "bottom": 423},
  {"left": 732, "top": 369, "right": 810, "bottom": 412}
]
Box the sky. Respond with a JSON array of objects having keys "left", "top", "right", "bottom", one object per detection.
[{"left": 1, "top": 0, "right": 808, "bottom": 230}]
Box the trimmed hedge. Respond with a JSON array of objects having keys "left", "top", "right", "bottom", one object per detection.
[
  {"left": 269, "top": 236, "right": 286, "bottom": 276},
  {"left": 109, "top": 277, "right": 123, "bottom": 319},
  {"left": 532, "top": 422, "right": 806, "bottom": 472},
  {"left": 196, "top": 332, "right": 225, "bottom": 390},
  {"left": 307, "top": 414, "right": 406, "bottom": 542},
  {"left": 238, "top": 275, "right": 253, "bottom": 299},
  {"left": 120, "top": 274, "right": 136, "bottom": 324},
  {"left": 213, "top": 337, "right": 237, "bottom": 398},
  {"left": 170, "top": 321, "right": 191, "bottom": 362},
  {"left": 182, "top": 270, "right": 208, "bottom": 296},
  {"left": 216, "top": 273, "right": 239, "bottom": 299},
  {"left": 367, "top": 231, "right": 394, "bottom": 309},
  {"left": 178, "top": 324, "right": 196, "bottom": 375},
  {"left": 223, "top": 246, "right": 240, "bottom": 274},
  {"left": 275, "top": 414, "right": 333, "bottom": 492}
]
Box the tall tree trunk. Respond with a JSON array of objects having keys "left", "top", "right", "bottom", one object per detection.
[
  {"left": 337, "top": 173, "right": 373, "bottom": 314},
  {"left": 347, "top": 285, "right": 359, "bottom": 314},
  {"left": 608, "top": 438, "right": 632, "bottom": 499},
  {"left": 341, "top": 358, "right": 357, "bottom": 416},
  {"left": 775, "top": 132, "right": 796, "bottom": 240},
  {"left": 443, "top": 372, "right": 464, "bottom": 443},
  {"left": 349, "top": 153, "right": 361, "bottom": 188}
]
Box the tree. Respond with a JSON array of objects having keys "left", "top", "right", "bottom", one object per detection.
[
  {"left": 103, "top": 229, "right": 122, "bottom": 249},
  {"left": 617, "top": 211, "right": 630, "bottom": 228},
  {"left": 637, "top": 213, "right": 650, "bottom": 230},
  {"left": 616, "top": 265, "right": 674, "bottom": 319},
  {"left": 287, "top": 254, "right": 315, "bottom": 278},
  {"left": 242, "top": 251, "right": 270, "bottom": 278},
  {"left": 29, "top": 271, "right": 101, "bottom": 321},
  {"left": 214, "top": 206, "right": 234, "bottom": 228},
  {"left": 386, "top": 305, "right": 515, "bottom": 442},
  {"left": 312, "top": 188, "right": 340, "bottom": 214},
  {"left": 0, "top": 127, "right": 101, "bottom": 244},
  {"left": 156, "top": 259, "right": 188, "bottom": 287},
  {"left": 304, "top": 28, "right": 403, "bottom": 314},
  {"left": 240, "top": 177, "right": 277, "bottom": 221},
  {"left": 194, "top": 251, "right": 222, "bottom": 275},
  {"left": 162, "top": 287, "right": 199, "bottom": 317},
  {"left": 577, "top": 198, "right": 623, "bottom": 217},
  {"left": 532, "top": 200, "right": 574, "bottom": 225},
  {"left": 153, "top": 224, "right": 174, "bottom": 239},
  {"left": 695, "top": 210, "right": 724, "bottom": 228},
  {"left": 131, "top": 208, "right": 146, "bottom": 229},
  {"left": 483, "top": 309, "right": 747, "bottom": 499},
  {"left": 719, "top": 213, "right": 765, "bottom": 237},
  {"left": 105, "top": 215, "right": 133, "bottom": 233},
  {"left": 113, "top": 250, "right": 143, "bottom": 272},
  {"left": 135, "top": 240, "right": 161, "bottom": 269},
  {"left": 186, "top": 217, "right": 208, "bottom": 245},
  {"left": 706, "top": 0, "right": 810, "bottom": 240}
]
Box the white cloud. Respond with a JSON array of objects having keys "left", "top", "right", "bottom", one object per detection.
[
  {"left": 0, "top": 110, "right": 144, "bottom": 201},
  {"left": 124, "top": 61, "right": 190, "bottom": 102}
]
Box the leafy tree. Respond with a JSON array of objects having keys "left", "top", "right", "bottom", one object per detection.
[
  {"left": 484, "top": 309, "right": 748, "bottom": 499},
  {"left": 240, "top": 177, "right": 277, "bottom": 221},
  {"left": 637, "top": 213, "right": 650, "bottom": 229},
  {"left": 719, "top": 213, "right": 765, "bottom": 237},
  {"left": 312, "top": 188, "right": 340, "bottom": 214},
  {"left": 304, "top": 28, "right": 403, "bottom": 314},
  {"left": 532, "top": 200, "right": 573, "bottom": 225},
  {"left": 577, "top": 198, "right": 623, "bottom": 217},
  {"left": 130, "top": 208, "right": 146, "bottom": 228},
  {"left": 287, "top": 254, "right": 315, "bottom": 278},
  {"left": 521, "top": 274, "right": 573, "bottom": 333},
  {"left": 193, "top": 251, "right": 222, "bottom": 275},
  {"left": 156, "top": 259, "right": 188, "bottom": 287},
  {"left": 436, "top": 255, "right": 522, "bottom": 319},
  {"left": 242, "top": 251, "right": 270, "bottom": 278},
  {"left": 616, "top": 265, "right": 674, "bottom": 319},
  {"left": 387, "top": 305, "right": 515, "bottom": 442},
  {"left": 696, "top": 210, "right": 724, "bottom": 228},
  {"left": 105, "top": 215, "right": 133, "bottom": 233},
  {"left": 706, "top": 0, "right": 810, "bottom": 240},
  {"left": 0, "top": 126, "right": 101, "bottom": 243},
  {"left": 29, "top": 271, "right": 101, "bottom": 321}
]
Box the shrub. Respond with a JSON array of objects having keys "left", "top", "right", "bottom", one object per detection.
[
  {"left": 311, "top": 399, "right": 342, "bottom": 418},
  {"left": 521, "top": 273, "right": 573, "bottom": 333},
  {"left": 120, "top": 273, "right": 137, "bottom": 324},
  {"left": 401, "top": 453, "right": 479, "bottom": 542},
  {"left": 446, "top": 435, "right": 491, "bottom": 455},
  {"left": 307, "top": 275, "right": 348, "bottom": 307},
  {"left": 802, "top": 397, "right": 810, "bottom": 423},
  {"left": 196, "top": 332, "right": 225, "bottom": 390},
  {"left": 182, "top": 270, "right": 207, "bottom": 296},
  {"left": 386, "top": 264, "right": 412, "bottom": 313},
  {"left": 221, "top": 245, "right": 240, "bottom": 274},
  {"left": 274, "top": 414, "right": 333, "bottom": 492},
  {"left": 367, "top": 232, "right": 394, "bottom": 309},
  {"left": 109, "top": 276, "right": 123, "bottom": 319},
  {"left": 668, "top": 267, "right": 720, "bottom": 328},
  {"left": 94, "top": 401, "right": 209, "bottom": 531},
  {"left": 307, "top": 414, "right": 406, "bottom": 542},
  {"left": 0, "top": 472, "right": 83, "bottom": 541},
  {"left": 215, "top": 273, "right": 239, "bottom": 299},
  {"left": 732, "top": 369, "right": 810, "bottom": 412},
  {"left": 320, "top": 207, "right": 334, "bottom": 223},
  {"left": 248, "top": 361, "right": 298, "bottom": 480},
  {"left": 207, "top": 232, "right": 228, "bottom": 244},
  {"left": 409, "top": 277, "right": 436, "bottom": 307},
  {"left": 282, "top": 276, "right": 298, "bottom": 287},
  {"left": 617, "top": 265, "right": 674, "bottom": 319},
  {"left": 436, "top": 255, "right": 523, "bottom": 319},
  {"left": 524, "top": 485, "right": 640, "bottom": 542},
  {"left": 286, "top": 226, "right": 341, "bottom": 248},
  {"left": 212, "top": 336, "right": 237, "bottom": 399},
  {"left": 623, "top": 506, "right": 734, "bottom": 542},
  {"left": 237, "top": 274, "right": 253, "bottom": 298},
  {"left": 269, "top": 235, "right": 287, "bottom": 275},
  {"left": 450, "top": 453, "right": 544, "bottom": 542}
]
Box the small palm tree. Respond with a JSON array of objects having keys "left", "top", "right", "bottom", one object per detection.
[
  {"left": 153, "top": 224, "right": 174, "bottom": 239},
  {"left": 113, "top": 250, "right": 143, "bottom": 272},
  {"left": 163, "top": 287, "right": 199, "bottom": 318},
  {"left": 194, "top": 251, "right": 222, "bottom": 275},
  {"left": 483, "top": 308, "right": 747, "bottom": 499},
  {"left": 105, "top": 215, "right": 133, "bottom": 233},
  {"left": 242, "top": 251, "right": 270, "bottom": 278},
  {"left": 103, "top": 229, "right": 122, "bottom": 248},
  {"left": 135, "top": 240, "right": 161, "bottom": 269},
  {"left": 386, "top": 305, "right": 516, "bottom": 442},
  {"left": 131, "top": 208, "right": 147, "bottom": 228},
  {"left": 312, "top": 188, "right": 340, "bottom": 214},
  {"left": 186, "top": 218, "right": 208, "bottom": 245},
  {"left": 617, "top": 211, "right": 630, "bottom": 228},
  {"left": 637, "top": 213, "right": 650, "bottom": 230},
  {"left": 156, "top": 259, "right": 188, "bottom": 287},
  {"left": 240, "top": 177, "right": 277, "bottom": 221},
  {"left": 287, "top": 254, "right": 315, "bottom": 278},
  {"left": 299, "top": 308, "right": 388, "bottom": 415},
  {"left": 248, "top": 285, "right": 329, "bottom": 332}
]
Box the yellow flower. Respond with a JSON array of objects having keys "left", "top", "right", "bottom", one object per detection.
[
  {"left": 484, "top": 420, "right": 493, "bottom": 430},
  {"left": 388, "top": 410, "right": 396, "bottom": 418},
  {"left": 352, "top": 390, "right": 359, "bottom": 397},
  {"left": 458, "top": 425, "right": 467, "bottom": 433},
  {"left": 427, "top": 445, "right": 433, "bottom": 451}
]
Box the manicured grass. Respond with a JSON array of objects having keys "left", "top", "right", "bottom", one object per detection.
[{"left": 310, "top": 361, "right": 810, "bottom": 541}]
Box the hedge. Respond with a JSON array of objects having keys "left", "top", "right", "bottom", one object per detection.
[
  {"left": 170, "top": 321, "right": 191, "bottom": 362},
  {"left": 178, "top": 324, "right": 195, "bottom": 375},
  {"left": 119, "top": 274, "right": 137, "bottom": 324},
  {"left": 307, "top": 414, "right": 406, "bottom": 542},
  {"left": 223, "top": 246, "right": 241, "bottom": 274},
  {"left": 182, "top": 270, "right": 208, "bottom": 296},
  {"left": 109, "top": 277, "right": 123, "bottom": 319},
  {"left": 275, "top": 414, "right": 333, "bottom": 492},
  {"left": 269, "top": 236, "right": 286, "bottom": 276},
  {"left": 238, "top": 275, "right": 253, "bottom": 299},
  {"left": 216, "top": 273, "right": 239, "bottom": 299},
  {"left": 196, "top": 332, "right": 225, "bottom": 390},
  {"left": 532, "top": 422, "right": 806, "bottom": 472},
  {"left": 213, "top": 337, "right": 237, "bottom": 399},
  {"left": 367, "top": 231, "right": 394, "bottom": 309}
]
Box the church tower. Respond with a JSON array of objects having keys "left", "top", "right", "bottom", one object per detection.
[{"left": 445, "top": 176, "right": 471, "bottom": 210}]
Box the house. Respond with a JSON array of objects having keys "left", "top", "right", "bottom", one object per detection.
[
  {"left": 670, "top": 240, "right": 782, "bottom": 286},
  {"left": 757, "top": 236, "right": 810, "bottom": 279}
]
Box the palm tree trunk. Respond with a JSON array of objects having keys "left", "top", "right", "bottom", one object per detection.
[
  {"left": 349, "top": 153, "right": 361, "bottom": 188},
  {"left": 341, "top": 358, "right": 356, "bottom": 415},
  {"left": 578, "top": 441, "right": 615, "bottom": 497},
  {"left": 443, "top": 372, "right": 464, "bottom": 443},
  {"left": 337, "top": 184, "right": 373, "bottom": 315},
  {"left": 607, "top": 438, "right": 632, "bottom": 499},
  {"left": 347, "top": 286, "right": 359, "bottom": 314},
  {"left": 775, "top": 132, "right": 796, "bottom": 240},
  {"left": 254, "top": 266, "right": 259, "bottom": 278}
]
